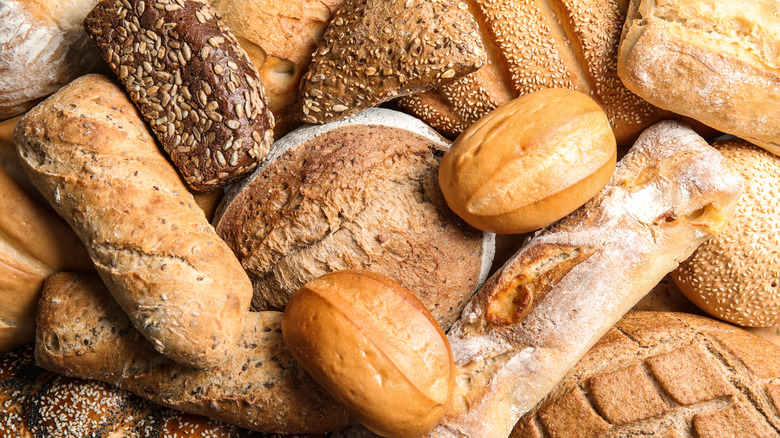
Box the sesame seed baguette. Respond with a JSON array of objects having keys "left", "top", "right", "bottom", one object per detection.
[
  {"left": 420, "top": 121, "right": 743, "bottom": 437},
  {"left": 84, "top": 0, "right": 275, "bottom": 192},
  {"left": 396, "top": 0, "right": 666, "bottom": 145},
  {"left": 14, "top": 74, "right": 253, "bottom": 369},
  {"left": 34, "top": 272, "right": 350, "bottom": 434}
]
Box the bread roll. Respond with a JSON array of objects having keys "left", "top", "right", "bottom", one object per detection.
[
  {"left": 618, "top": 0, "right": 780, "bottom": 155},
  {"left": 425, "top": 121, "right": 742, "bottom": 437},
  {"left": 395, "top": 0, "right": 665, "bottom": 144},
  {"left": 672, "top": 139, "right": 780, "bottom": 327},
  {"left": 1, "top": 344, "right": 318, "bottom": 437},
  {"left": 14, "top": 74, "right": 252, "bottom": 369},
  {"left": 438, "top": 88, "right": 616, "bottom": 234},
  {"left": 283, "top": 270, "right": 455, "bottom": 438},
  {"left": 214, "top": 108, "right": 494, "bottom": 331},
  {"left": 34, "top": 272, "right": 350, "bottom": 434},
  {"left": 512, "top": 311, "right": 780, "bottom": 437},
  {"left": 85, "top": 0, "right": 275, "bottom": 191},
  {"left": 0, "top": 0, "right": 104, "bottom": 120},
  {"left": 209, "top": 0, "right": 344, "bottom": 137}
]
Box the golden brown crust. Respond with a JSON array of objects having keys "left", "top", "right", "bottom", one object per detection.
[
  {"left": 34, "top": 272, "right": 350, "bottom": 434},
  {"left": 14, "top": 74, "right": 253, "bottom": 368},
  {"left": 512, "top": 311, "right": 780, "bottom": 438}
]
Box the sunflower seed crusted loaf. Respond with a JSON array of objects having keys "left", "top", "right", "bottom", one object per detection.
[
  {"left": 513, "top": 311, "right": 780, "bottom": 437},
  {"left": 84, "top": 0, "right": 274, "bottom": 191}
]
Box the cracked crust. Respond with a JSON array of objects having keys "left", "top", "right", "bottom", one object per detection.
[{"left": 13, "top": 74, "right": 253, "bottom": 369}]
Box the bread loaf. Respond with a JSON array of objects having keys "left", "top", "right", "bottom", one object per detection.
[
  {"left": 14, "top": 74, "right": 253, "bottom": 369},
  {"left": 395, "top": 0, "right": 665, "bottom": 144},
  {"left": 424, "top": 121, "right": 742, "bottom": 437},
  {"left": 513, "top": 311, "right": 780, "bottom": 437},
  {"left": 85, "top": 0, "right": 275, "bottom": 191},
  {"left": 214, "top": 108, "right": 494, "bottom": 331},
  {"left": 34, "top": 272, "right": 350, "bottom": 434},
  {"left": 0, "top": 0, "right": 104, "bottom": 120},
  {"left": 618, "top": 0, "right": 780, "bottom": 155},
  {"left": 1, "top": 344, "right": 323, "bottom": 437},
  {"left": 209, "top": 0, "right": 344, "bottom": 137}
]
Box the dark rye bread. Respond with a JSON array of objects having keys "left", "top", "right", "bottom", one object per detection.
[
  {"left": 1, "top": 345, "right": 276, "bottom": 437},
  {"left": 34, "top": 273, "right": 350, "bottom": 434},
  {"left": 513, "top": 311, "right": 780, "bottom": 437},
  {"left": 84, "top": 0, "right": 274, "bottom": 191},
  {"left": 214, "top": 108, "right": 494, "bottom": 331}
]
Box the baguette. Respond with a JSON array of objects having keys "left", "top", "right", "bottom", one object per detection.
[
  {"left": 34, "top": 272, "right": 350, "bottom": 434},
  {"left": 429, "top": 121, "right": 742, "bottom": 436},
  {"left": 14, "top": 74, "right": 253, "bottom": 369}
]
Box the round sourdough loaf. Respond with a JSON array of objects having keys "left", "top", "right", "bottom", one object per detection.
[
  {"left": 214, "top": 108, "right": 494, "bottom": 330},
  {"left": 512, "top": 311, "right": 780, "bottom": 438}
]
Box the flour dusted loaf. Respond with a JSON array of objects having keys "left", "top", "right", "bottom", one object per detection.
[
  {"left": 422, "top": 121, "right": 742, "bottom": 437},
  {"left": 34, "top": 272, "right": 350, "bottom": 434},
  {"left": 395, "top": 0, "right": 665, "bottom": 144},
  {"left": 214, "top": 108, "right": 494, "bottom": 331},
  {"left": 618, "top": 0, "right": 780, "bottom": 155},
  {"left": 0, "top": 0, "right": 104, "bottom": 120},
  {"left": 513, "top": 311, "right": 780, "bottom": 437},
  {"left": 14, "top": 74, "right": 253, "bottom": 369},
  {"left": 85, "top": 0, "right": 275, "bottom": 191}
]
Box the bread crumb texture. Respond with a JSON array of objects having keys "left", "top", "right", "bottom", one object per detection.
[{"left": 512, "top": 311, "right": 780, "bottom": 437}]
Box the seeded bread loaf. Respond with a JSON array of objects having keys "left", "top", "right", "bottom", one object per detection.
[
  {"left": 618, "top": 0, "right": 780, "bottom": 155},
  {"left": 214, "top": 108, "right": 494, "bottom": 331},
  {"left": 424, "top": 121, "right": 742, "bottom": 437},
  {"left": 513, "top": 311, "right": 780, "bottom": 437},
  {"left": 34, "top": 272, "right": 350, "bottom": 434},
  {"left": 1, "top": 344, "right": 323, "bottom": 437},
  {"left": 395, "top": 0, "right": 665, "bottom": 144},
  {"left": 0, "top": 0, "right": 104, "bottom": 120},
  {"left": 14, "top": 74, "right": 253, "bottom": 369},
  {"left": 84, "top": 0, "right": 275, "bottom": 191}
]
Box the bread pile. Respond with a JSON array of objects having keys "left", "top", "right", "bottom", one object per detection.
[{"left": 1, "top": 0, "right": 779, "bottom": 436}]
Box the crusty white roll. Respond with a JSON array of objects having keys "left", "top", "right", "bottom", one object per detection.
[
  {"left": 14, "top": 74, "right": 253, "bottom": 369},
  {"left": 0, "top": 0, "right": 104, "bottom": 120}
]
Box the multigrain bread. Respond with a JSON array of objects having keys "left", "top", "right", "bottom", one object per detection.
[
  {"left": 34, "top": 272, "right": 350, "bottom": 434},
  {"left": 421, "top": 121, "right": 742, "bottom": 437},
  {"left": 672, "top": 139, "right": 780, "bottom": 327},
  {"left": 14, "top": 74, "right": 253, "bottom": 369},
  {"left": 396, "top": 0, "right": 665, "bottom": 144},
  {"left": 618, "top": 0, "right": 780, "bottom": 155},
  {"left": 84, "top": 0, "right": 275, "bottom": 191},
  {"left": 0, "top": 0, "right": 104, "bottom": 120},
  {"left": 214, "top": 108, "right": 495, "bottom": 331},
  {"left": 1, "top": 344, "right": 322, "bottom": 437},
  {"left": 300, "top": 0, "right": 486, "bottom": 124},
  {"left": 209, "top": 0, "right": 344, "bottom": 137},
  {"left": 512, "top": 311, "right": 780, "bottom": 437}
]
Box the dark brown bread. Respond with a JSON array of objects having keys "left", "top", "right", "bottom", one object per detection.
[
  {"left": 84, "top": 0, "right": 274, "bottom": 191},
  {"left": 1, "top": 344, "right": 324, "bottom": 437},
  {"left": 34, "top": 272, "right": 350, "bottom": 434},
  {"left": 214, "top": 108, "right": 494, "bottom": 331},
  {"left": 513, "top": 311, "right": 780, "bottom": 437}
]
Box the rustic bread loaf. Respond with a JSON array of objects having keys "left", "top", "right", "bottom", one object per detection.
[
  {"left": 421, "top": 121, "right": 742, "bottom": 437},
  {"left": 672, "top": 139, "right": 780, "bottom": 327},
  {"left": 14, "top": 74, "right": 253, "bottom": 369},
  {"left": 214, "top": 108, "right": 494, "bottom": 331},
  {"left": 84, "top": 0, "right": 275, "bottom": 191},
  {"left": 618, "top": 0, "right": 780, "bottom": 155},
  {"left": 300, "top": 0, "right": 486, "bottom": 124},
  {"left": 0, "top": 0, "right": 104, "bottom": 120},
  {"left": 513, "top": 311, "right": 780, "bottom": 438},
  {"left": 209, "top": 0, "right": 344, "bottom": 137},
  {"left": 34, "top": 272, "right": 350, "bottom": 434},
  {"left": 1, "top": 344, "right": 323, "bottom": 437},
  {"left": 395, "top": 0, "right": 665, "bottom": 144}
]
